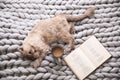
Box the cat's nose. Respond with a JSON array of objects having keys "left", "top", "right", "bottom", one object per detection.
[{"left": 34, "top": 52, "right": 40, "bottom": 58}]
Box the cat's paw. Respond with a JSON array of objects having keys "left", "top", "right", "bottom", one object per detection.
[{"left": 32, "top": 59, "right": 40, "bottom": 68}]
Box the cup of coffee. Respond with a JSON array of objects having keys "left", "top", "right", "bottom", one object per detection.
[{"left": 52, "top": 45, "right": 64, "bottom": 65}]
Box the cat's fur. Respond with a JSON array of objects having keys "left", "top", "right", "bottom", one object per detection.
[{"left": 19, "top": 7, "right": 94, "bottom": 68}]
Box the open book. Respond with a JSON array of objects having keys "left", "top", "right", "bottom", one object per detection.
[{"left": 64, "top": 36, "right": 111, "bottom": 80}]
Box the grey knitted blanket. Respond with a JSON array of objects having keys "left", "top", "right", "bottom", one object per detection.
[{"left": 0, "top": 0, "right": 120, "bottom": 80}]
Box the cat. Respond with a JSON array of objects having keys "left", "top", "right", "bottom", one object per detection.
[{"left": 19, "top": 7, "right": 94, "bottom": 68}]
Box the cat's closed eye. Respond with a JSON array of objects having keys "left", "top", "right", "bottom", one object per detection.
[{"left": 29, "top": 51, "right": 32, "bottom": 54}]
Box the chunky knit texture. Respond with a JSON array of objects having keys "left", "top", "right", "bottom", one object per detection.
[{"left": 0, "top": 0, "right": 120, "bottom": 80}]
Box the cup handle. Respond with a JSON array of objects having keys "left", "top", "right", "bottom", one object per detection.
[{"left": 54, "top": 57, "right": 62, "bottom": 65}]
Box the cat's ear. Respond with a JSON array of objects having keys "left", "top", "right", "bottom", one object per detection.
[{"left": 18, "top": 46, "right": 23, "bottom": 52}]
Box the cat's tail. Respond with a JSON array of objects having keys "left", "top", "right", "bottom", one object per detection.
[{"left": 65, "top": 7, "right": 94, "bottom": 22}]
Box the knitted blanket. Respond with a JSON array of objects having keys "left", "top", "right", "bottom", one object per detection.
[{"left": 0, "top": 0, "right": 120, "bottom": 80}]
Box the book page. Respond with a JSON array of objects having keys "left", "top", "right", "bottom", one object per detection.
[
  {"left": 64, "top": 36, "right": 111, "bottom": 80},
  {"left": 64, "top": 47, "right": 96, "bottom": 80},
  {"left": 80, "top": 36, "right": 111, "bottom": 67}
]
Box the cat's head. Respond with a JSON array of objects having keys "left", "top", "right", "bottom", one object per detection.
[{"left": 19, "top": 43, "right": 41, "bottom": 59}]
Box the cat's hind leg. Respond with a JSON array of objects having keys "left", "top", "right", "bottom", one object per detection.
[{"left": 69, "top": 22, "right": 75, "bottom": 34}]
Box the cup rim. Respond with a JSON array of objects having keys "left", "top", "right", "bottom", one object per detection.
[{"left": 52, "top": 45, "right": 64, "bottom": 58}]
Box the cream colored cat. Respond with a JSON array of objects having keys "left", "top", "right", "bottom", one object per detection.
[{"left": 19, "top": 7, "right": 94, "bottom": 68}]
